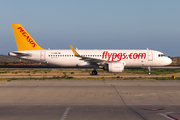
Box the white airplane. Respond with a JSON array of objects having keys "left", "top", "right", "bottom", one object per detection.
[{"left": 9, "top": 24, "right": 172, "bottom": 75}]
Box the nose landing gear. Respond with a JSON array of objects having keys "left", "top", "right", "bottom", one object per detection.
[{"left": 148, "top": 67, "right": 151, "bottom": 75}]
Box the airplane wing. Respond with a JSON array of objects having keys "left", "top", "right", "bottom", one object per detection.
[{"left": 70, "top": 45, "right": 108, "bottom": 65}]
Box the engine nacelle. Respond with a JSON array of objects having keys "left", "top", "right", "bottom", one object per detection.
[{"left": 105, "top": 62, "right": 124, "bottom": 73}]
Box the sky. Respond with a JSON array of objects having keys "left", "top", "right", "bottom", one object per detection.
[{"left": 0, "top": 0, "right": 180, "bottom": 57}]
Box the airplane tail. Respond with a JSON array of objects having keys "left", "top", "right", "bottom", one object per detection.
[{"left": 12, "top": 24, "right": 45, "bottom": 51}]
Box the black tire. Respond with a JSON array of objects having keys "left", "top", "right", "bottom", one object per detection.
[{"left": 92, "top": 70, "right": 97, "bottom": 75}]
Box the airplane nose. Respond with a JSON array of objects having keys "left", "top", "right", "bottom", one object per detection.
[{"left": 167, "top": 58, "right": 172, "bottom": 65}]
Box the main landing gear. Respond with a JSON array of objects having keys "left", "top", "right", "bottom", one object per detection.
[
  {"left": 92, "top": 70, "right": 97, "bottom": 75},
  {"left": 148, "top": 67, "right": 151, "bottom": 75}
]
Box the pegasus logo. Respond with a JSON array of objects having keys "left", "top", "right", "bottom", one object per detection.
[{"left": 17, "top": 27, "right": 37, "bottom": 48}]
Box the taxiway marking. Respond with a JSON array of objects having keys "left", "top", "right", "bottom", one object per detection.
[{"left": 61, "top": 107, "right": 71, "bottom": 120}]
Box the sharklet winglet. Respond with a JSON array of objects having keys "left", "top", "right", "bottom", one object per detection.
[{"left": 70, "top": 45, "right": 79, "bottom": 56}]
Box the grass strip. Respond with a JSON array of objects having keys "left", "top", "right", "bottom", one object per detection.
[
  {"left": 0, "top": 69, "right": 180, "bottom": 75},
  {"left": 124, "top": 69, "right": 180, "bottom": 75}
]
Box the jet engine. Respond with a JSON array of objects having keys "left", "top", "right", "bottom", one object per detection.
[{"left": 104, "top": 62, "right": 124, "bottom": 73}]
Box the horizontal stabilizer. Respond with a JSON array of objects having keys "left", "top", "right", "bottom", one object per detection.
[{"left": 8, "top": 52, "right": 31, "bottom": 57}]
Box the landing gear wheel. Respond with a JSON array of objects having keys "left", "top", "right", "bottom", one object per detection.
[
  {"left": 148, "top": 67, "right": 151, "bottom": 75},
  {"left": 92, "top": 70, "right": 97, "bottom": 75}
]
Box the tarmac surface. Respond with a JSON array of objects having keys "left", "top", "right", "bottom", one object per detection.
[
  {"left": 0, "top": 74, "right": 180, "bottom": 78},
  {"left": 0, "top": 80, "right": 180, "bottom": 120}
]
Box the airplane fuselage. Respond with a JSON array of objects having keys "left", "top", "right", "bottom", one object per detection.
[{"left": 9, "top": 49, "right": 172, "bottom": 68}]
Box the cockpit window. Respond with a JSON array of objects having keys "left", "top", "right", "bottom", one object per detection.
[{"left": 158, "top": 54, "right": 164, "bottom": 57}]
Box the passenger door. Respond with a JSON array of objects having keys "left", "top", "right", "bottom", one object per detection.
[
  {"left": 40, "top": 51, "right": 46, "bottom": 61},
  {"left": 147, "top": 51, "right": 153, "bottom": 61}
]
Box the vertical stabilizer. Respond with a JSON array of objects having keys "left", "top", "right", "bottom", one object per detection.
[{"left": 12, "top": 24, "right": 45, "bottom": 51}]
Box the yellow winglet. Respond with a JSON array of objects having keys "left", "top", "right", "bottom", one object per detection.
[{"left": 70, "top": 45, "right": 79, "bottom": 56}]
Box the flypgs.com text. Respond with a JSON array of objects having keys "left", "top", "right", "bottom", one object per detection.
[
  {"left": 17, "top": 27, "right": 37, "bottom": 47},
  {"left": 102, "top": 51, "right": 146, "bottom": 61}
]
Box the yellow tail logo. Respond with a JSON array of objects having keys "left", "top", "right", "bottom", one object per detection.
[{"left": 12, "top": 24, "right": 45, "bottom": 51}]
